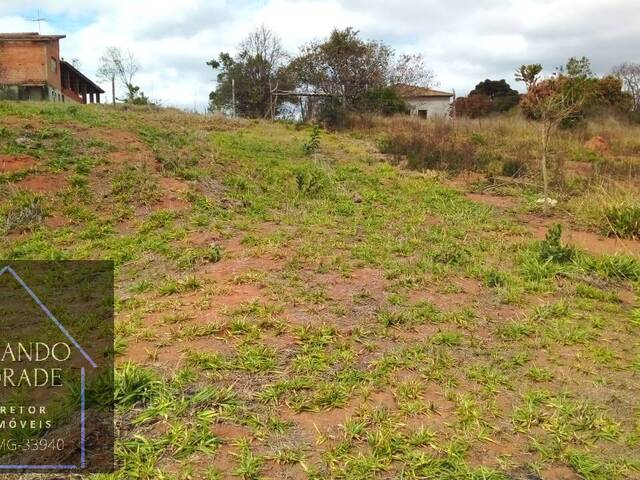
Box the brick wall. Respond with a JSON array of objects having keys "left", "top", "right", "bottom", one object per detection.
[
  {"left": 44, "top": 40, "right": 62, "bottom": 90},
  {"left": 0, "top": 39, "right": 60, "bottom": 88}
]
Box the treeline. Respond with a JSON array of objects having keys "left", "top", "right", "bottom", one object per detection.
[
  {"left": 206, "top": 26, "right": 434, "bottom": 125},
  {"left": 455, "top": 57, "right": 640, "bottom": 123}
]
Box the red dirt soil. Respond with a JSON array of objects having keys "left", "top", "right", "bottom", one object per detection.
[
  {"left": 463, "top": 190, "right": 640, "bottom": 257},
  {"left": 0, "top": 154, "right": 37, "bottom": 172},
  {"left": 17, "top": 173, "right": 67, "bottom": 193}
]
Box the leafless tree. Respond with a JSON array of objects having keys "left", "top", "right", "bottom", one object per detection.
[
  {"left": 389, "top": 53, "right": 436, "bottom": 87},
  {"left": 96, "top": 47, "right": 139, "bottom": 105},
  {"left": 521, "top": 78, "right": 584, "bottom": 212},
  {"left": 611, "top": 62, "right": 640, "bottom": 111},
  {"left": 240, "top": 25, "right": 288, "bottom": 73}
]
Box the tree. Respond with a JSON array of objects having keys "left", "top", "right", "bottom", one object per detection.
[
  {"left": 355, "top": 86, "right": 409, "bottom": 115},
  {"left": 286, "top": 27, "right": 434, "bottom": 123},
  {"left": 455, "top": 79, "right": 519, "bottom": 117},
  {"left": 520, "top": 77, "right": 584, "bottom": 211},
  {"left": 589, "top": 75, "right": 634, "bottom": 114},
  {"left": 454, "top": 94, "right": 492, "bottom": 118},
  {"left": 389, "top": 53, "right": 436, "bottom": 87},
  {"left": 558, "top": 56, "right": 593, "bottom": 79},
  {"left": 515, "top": 64, "right": 542, "bottom": 91},
  {"left": 96, "top": 47, "right": 140, "bottom": 105},
  {"left": 291, "top": 28, "right": 392, "bottom": 105},
  {"left": 208, "top": 25, "right": 290, "bottom": 118},
  {"left": 611, "top": 62, "right": 640, "bottom": 111}
]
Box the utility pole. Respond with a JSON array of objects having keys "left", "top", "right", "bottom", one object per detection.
[{"left": 231, "top": 78, "right": 236, "bottom": 118}]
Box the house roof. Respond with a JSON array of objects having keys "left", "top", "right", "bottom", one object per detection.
[
  {"left": 0, "top": 32, "right": 66, "bottom": 41},
  {"left": 394, "top": 84, "right": 453, "bottom": 98},
  {"left": 61, "top": 60, "right": 105, "bottom": 94}
]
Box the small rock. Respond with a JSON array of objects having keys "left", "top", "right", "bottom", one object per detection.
[
  {"left": 353, "top": 193, "right": 363, "bottom": 203},
  {"left": 15, "top": 136, "right": 32, "bottom": 147}
]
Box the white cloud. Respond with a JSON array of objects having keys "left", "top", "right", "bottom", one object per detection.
[{"left": 1, "top": 0, "right": 639, "bottom": 108}]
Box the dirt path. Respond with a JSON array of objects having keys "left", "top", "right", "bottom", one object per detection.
[{"left": 463, "top": 189, "right": 640, "bottom": 257}]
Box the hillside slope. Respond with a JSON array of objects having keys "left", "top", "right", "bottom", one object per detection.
[{"left": 1, "top": 103, "right": 639, "bottom": 479}]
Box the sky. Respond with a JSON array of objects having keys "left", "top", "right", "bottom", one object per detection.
[{"left": 1, "top": 0, "right": 639, "bottom": 110}]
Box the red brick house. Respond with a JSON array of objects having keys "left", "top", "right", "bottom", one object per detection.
[{"left": 0, "top": 32, "right": 103, "bottom": 103}]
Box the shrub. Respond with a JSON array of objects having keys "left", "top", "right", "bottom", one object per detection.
[
  {"left": 502, "top": 159, "right": 528, "bottom": 177},
  {"left": 378, "top": 120, "right": 477, "bottom": 172},
  {"left": 317, "top": 98, "right": 349, "bottom": 130},
  {"left": 356, "top": 86, "right": 410, "bottom": 116},
  {"left": 303, "top": 125, "right": 321, "bottom": 155},
  {"left": 293, "top": 164, "right": 331, "bottom": 197},
  {"left": 602, "top": 202, "right": 640, "bottom": 239},
  {"left": 539, "top": 224, "right": 574, "bottom": 263}
]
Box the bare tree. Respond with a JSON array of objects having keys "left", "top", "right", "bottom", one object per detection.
[
  {"left": 96, "top": 47, "right": 140, "bottom": 105},
  {"left": 240, "top": 25, "right": 288, "bottom": 74},
  {"left": 389, "top": 53, "right": 436, "bottom": 87},
  {"left": 611, "top": 62, "right": 640, "bottom": 111},
  {"left": 521, "top": 78, "right": 584, "bottom": 212}
]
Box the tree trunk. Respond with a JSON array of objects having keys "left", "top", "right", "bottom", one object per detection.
[
  {"left": 541, "top": 122, "right": 549, "bottom": 215},
  {"left": 111, "top": 77, "right": 116, "bottom": 106}
]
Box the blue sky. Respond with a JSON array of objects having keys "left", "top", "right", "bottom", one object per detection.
[{"left": 2, "top": 0, "right": 639, "bottom": 110}]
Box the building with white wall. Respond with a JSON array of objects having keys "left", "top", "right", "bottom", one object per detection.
[{"left": 395, "top": 84, "right": 453, "bottom": 118}]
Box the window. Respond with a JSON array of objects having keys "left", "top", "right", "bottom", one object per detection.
[
  {"left": 50, "top": 57, "right": 57, "bottom": 73},
  {"left": 418, "top": 109, "right": 428, "bottom": 119}
]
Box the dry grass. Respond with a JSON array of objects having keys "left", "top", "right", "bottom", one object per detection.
[
  {"left": 355, "top": 113, "right": 640, "bottom": 177},
  {"left": 354, "top": 112, "right": 640, "bottom": 237}
]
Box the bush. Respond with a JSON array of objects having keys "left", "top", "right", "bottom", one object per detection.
[
  {"left": 602, "top": 202, "right": 640, "bottom": 239},
  {"left": 293, "top": 164, "right": 332, "bottom": 197},
  {"left": 356, "top": 86, "right": 410, "bottom": 116},
  {"left": 317, "top": 98, "right": 349, "bottom": 130},
  {"left": 303, "top": 125, "right": 321, "bottom": 155},
  {"left": 502, "top": 159, "right": 528, "bottom": 177},
  {"left": 378, "top": 120, "right": 477, "bottom": 172},
  {"left": 539, "top": 224, "right": 574, "bottom": 263}
]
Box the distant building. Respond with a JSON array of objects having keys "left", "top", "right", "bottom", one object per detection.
[
  {"left": 0, "top": 32, "right": 104, "bottom": 103},
  {"left": 395, "top": 84, "right": 454, "bottom": 118}
]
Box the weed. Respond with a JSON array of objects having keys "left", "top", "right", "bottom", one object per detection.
[
  {"left": 539, "top": 223, "right": 574, "bottom": 263},
  {"left": 303, "top": 125, "right": 321, "bottom": 155},
  {"left": 602, "top": 201, "right": 640, "bottom": 239},
  {"left": 293, "top": 163, "right": 332, "bottom": 197},
  {"left": 235, "top": 344, "right": 278, "bottom": 373},
  {"left": 114, "top": 362, "right": 163, "bottom": 409},
  {"left": 233, "top": 438, "right": 264, "bottom": 480},
  {"left": 0, "top": 189, "right": 48, "bottom": 233},
  {"left": 111, "top": 165, "right": 161, "bottom": 206}
]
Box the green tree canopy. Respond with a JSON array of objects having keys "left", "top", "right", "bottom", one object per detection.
[{"left": 208, "top": 26, "right": 291, "bottom": 118}]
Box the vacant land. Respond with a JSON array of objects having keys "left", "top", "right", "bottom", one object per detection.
[{"left": 1, "top": 102, "right": 639, "bottom": 480}]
